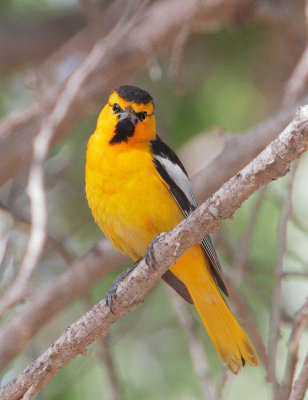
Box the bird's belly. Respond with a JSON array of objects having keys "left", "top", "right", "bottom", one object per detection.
[{"left": 86, "top": 156, "right": 183, "bottom": 260}]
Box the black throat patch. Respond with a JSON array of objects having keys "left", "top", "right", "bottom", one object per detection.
[
  {"left": 116, "top": 85, "right": 153, "bottom": 105},
  {"left": 110, "top": 118, "right": 135, "bottom": 144}
]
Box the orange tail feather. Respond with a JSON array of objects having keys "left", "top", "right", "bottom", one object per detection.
[
  {"left": 170, "top": 245, "right": 259, "bottom": 374},
  {"left": 188, "top": 280, "right": 258, "bottom": 374}
]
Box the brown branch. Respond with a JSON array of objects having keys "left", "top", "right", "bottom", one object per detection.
[
  {"left": 268, "top": 161, "right": 299, "bottom": 400},
  {"left": 96, "top": 335, "right": 122, "bottom": 400},
  {"left": 1, "top": 105, "right": 308, "bottom": 400},
  {"left": 0, "top": 100, "right": 305, "bottom": 373},
  {"left": 192, "top": 96, "right": 308, "bottom": 200},
  {"left": 283, "top": 297, "right": 308, "bottom": 400},
  {"left": 168, "top": 289, "right": 217, "bottom": 400},
  {"left": 233, "top": 187, "right": 267, "bottom": 286},
  {"left": 0, "top": 239, "right": 127, "bottom": 373},
  {"left": 0, "top": 102, "right": 49, "bottom": 317},
  {"left": 83, "top": 294, "right": 122, "bottom": 400},
  {"left": 0, "top": 13, "right": 85, "bottom": 73},
  {"left": 289, "top": 352, "right": 308, "bottom": 400},
  {"left": 283, "top": 0, "right": 308, "bottom": 107}
]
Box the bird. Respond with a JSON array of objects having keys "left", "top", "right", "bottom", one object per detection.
[{"left": 85, "top": 85, "right": 258, "bottom": 374}]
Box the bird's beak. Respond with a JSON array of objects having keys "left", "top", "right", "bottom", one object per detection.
[
  {"left": 118, "top": 109, "right": 138, "bottom": 126},
  {"left": 111, "top": 107, "right": 138, "bottom": 144}
]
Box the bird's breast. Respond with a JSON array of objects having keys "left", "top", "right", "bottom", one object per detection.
[{"left": 85, "top": 138, "right": 183, "bottom": 260}]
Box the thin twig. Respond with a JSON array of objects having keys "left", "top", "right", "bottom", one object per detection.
[
  {"left": 97, "top": 336, "right": 122, "bottom": 400},
  {"left": 84, "top": 294, "right": 122, "bottom": 400},
  {"left": 268, "top": 161, "right": 299, "bottom": 400},
  {"left": 283, "top": 0, "right": 308, "bottom": 107},
  {"left": 283, "top": 297, "right": 308, "bottom": 400},
  {"left": 0, "top": 201, "right": 73, "bottom": 266},
  {"left": 0, "top": 87, "right": 49, "bottom": 318},
  {"left": 168, "top": 289, "right": 217, "bottom": 400},
  {"left": 234, "top": 187, "right": 267, "bottom": 286},
  {"left": 168, "top": 14, "right": 193, "bottom": 91},
  {"left": 288, "top": 352, "right": 308, "bottom": 400}
]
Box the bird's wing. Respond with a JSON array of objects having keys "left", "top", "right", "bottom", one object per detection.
[{"left": 151, "top": 136, "right": 228, "bottom": 296}]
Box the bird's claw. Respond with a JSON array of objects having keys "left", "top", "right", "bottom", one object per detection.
[
  {"left": 145, "top": 241, "right": 156, "bottom": 270},
  {"left": 105, "top": 262, "right": 138, "bottom": 314}
]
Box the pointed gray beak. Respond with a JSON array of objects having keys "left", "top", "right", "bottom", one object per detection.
[{"left": 118, "top": 109, "right": 138, "bottom": 126}]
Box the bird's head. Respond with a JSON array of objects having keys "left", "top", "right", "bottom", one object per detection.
[{"left": 96, "top": 85, "right": 156, "bottom": 145}]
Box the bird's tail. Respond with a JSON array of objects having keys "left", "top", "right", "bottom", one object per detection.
[{"left": 170, "top": 245, "right": 259, "bottom": 374}]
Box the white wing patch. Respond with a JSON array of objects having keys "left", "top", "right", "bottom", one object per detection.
[{"left": 155, "top": 155, "right": 197, "bottom": 213}]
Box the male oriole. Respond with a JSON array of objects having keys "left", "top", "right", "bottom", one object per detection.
[{"left": 85, "top": 85, "right": 258, "bottom": 374}]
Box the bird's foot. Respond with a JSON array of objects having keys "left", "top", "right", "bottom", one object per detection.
[
  {"left": 145, "top": 240, "right": 156, "bottom": 270},
  {"left": 105, "top": 262, "right": 139, "bottom": 314}
]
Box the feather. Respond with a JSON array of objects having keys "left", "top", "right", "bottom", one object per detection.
[{"left": 151, "top": 136, "right": 228, "bottom": 296}]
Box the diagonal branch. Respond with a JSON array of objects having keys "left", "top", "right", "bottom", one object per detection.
[
  {"left": 289, "top": 352, "right": 308, "bottom": 400},
  {"left": 1, "top": 106, "right": 308, "bottom": 400},
  {"left": 0, "top": 97, "right": 306, "bottom": 373}
]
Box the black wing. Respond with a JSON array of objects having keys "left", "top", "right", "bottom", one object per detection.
[{"left": 151, "top": 136, "right": 228, "bottom": 297}]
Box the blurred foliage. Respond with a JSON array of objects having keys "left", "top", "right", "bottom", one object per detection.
[{"left": 0, "top": 1, "right": 308, "bottom": 400}]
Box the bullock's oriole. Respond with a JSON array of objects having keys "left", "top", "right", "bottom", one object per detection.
[{"left": 85, "top": 85, "right": 258, "bottom": 374}]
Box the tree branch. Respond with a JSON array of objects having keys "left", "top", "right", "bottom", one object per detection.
[
  {"left": 1, "top": 105, "right": 308, "bottom": 400},
  {"left": 193, "top": 96, "right": 308, "bottom": 200},
  {"left": 0, "top": 100, "right": 306, "bottom": 373},
  {"left": 289, "top": 352, "right": 308, "bottom": 400},
  {"left": 268, "top": 161, "right": 299, "bottom": 399},
  {"left": 283, "top": 297, "right": 308, "bottom": 400}
]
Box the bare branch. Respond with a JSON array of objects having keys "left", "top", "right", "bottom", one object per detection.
[
  {"left": 283, "top": 297, "right": 308, "bottom": 400},
  {"left": 168, "top": 289, "right": 217, "bottom": 400},
  {"left": 0, "top": 98, "right": 50, "bottom": 317},
  {"left": 0, "top": 240, "right": 127, "bottom": 373},
  {"left": 1, "top": 105, "right": 308, "bottom": 400},
  {"left": 83, "top": 294, "right": 122, "bottom": 400},
  {"left": 193, "top": 96, "right": 307, "bottom": 200},
  {"left": 283, "top": 0, "right": 308, "bottom": 107},
  {"left": 0, "top": 13, "right": 85, "bottom": 72},
  {"left": 96, "top": 335, "right": 122, "bottom": 400},
  {"left": 234, "top": 187, "right": 267, "bottom": 286},
  {"left": 288, "top": 352, "right": 308, "bottom": 400},
  {"left": 268, "top": 161, "right": 299, "bottom": 400}
]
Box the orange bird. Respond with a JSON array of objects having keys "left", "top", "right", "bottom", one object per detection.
[{"left": 85, "top": 85, "right": 258, "bottom": 374}]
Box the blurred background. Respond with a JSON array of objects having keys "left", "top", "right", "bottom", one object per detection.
[{"left": 0, "top": 0, "right": 308, "bottom": 399}]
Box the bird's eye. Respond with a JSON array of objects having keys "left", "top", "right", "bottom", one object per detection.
[
  {"left": 138, "top": 111, "right": 147, "bottom": 121},
  {"left": 112, "top": 103, "right": 121, "bottom": 113}
]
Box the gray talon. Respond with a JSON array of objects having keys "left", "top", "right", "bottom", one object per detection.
[
  {"left": 145, "top": 241, "right": 156, "bottom": 269},
  {"left": 105, "top": 261, "right": 139, "bottom": 313}
]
